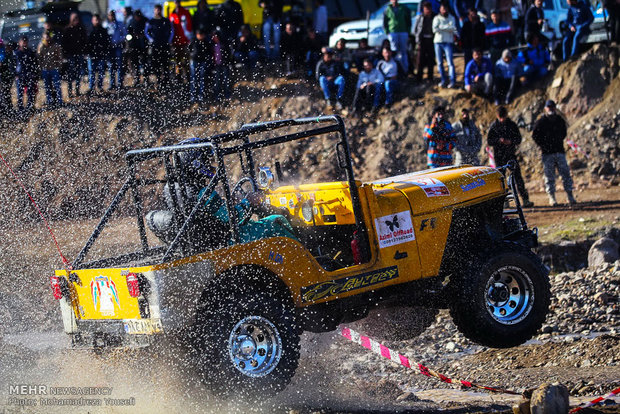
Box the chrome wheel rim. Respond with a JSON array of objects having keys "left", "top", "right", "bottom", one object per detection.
[
  {"left": 228, "top": 316, "right": 282, "bottom": 377},
  {"left": 485, "top": 265, "right": 534, "bottom": 325}
]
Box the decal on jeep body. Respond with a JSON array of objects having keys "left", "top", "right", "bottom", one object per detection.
[
  {"left": 375, "top": 211, "right": 416, "bottom": 248},
  {"left": 301, "top": 266, "right": 399, "bottom": 303}
]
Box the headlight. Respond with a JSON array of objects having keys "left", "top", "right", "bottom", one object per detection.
[
  {"left": 258, "top": 167, "right": 275, "bottom": 189},
  {"left": 369, "top": 27, "right": 384, "bottom": 35},
  {"left": 301, "top": 200, "right": 314, "bottom": 222}
]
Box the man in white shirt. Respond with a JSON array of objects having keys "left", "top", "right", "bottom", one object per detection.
[
  {"left": 432, "top": 3, "right": 457, "bottom": 88},
  {"left": 355, "top": 58, "right": 385, "bottom": 112}
]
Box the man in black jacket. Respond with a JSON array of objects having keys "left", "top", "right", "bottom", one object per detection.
[
  {"left": 218, "top": 0, "right": 244, "bottom": 43},
  {"left": 87, "top": 14, "right": 110, "bottom": 94},
  {"left": 460, "top": 8, "right": 486, "bottom": 70},
  {"left": 145, "top": 4, "right": 173, "bottom": 89},
  {"left": 532, "top": 100, "right": 576, "bottom": 206},
  {"left": 316, "top": 49, "right": 345, "bottom": 109},
  {"left": 62, "top": 12, "right": 88, "bottom": 97},
  {"left": 487, "top": 106, "right": 533, "bottom": 207}
]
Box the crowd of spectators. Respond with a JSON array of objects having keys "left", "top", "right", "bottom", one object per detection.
[{"left": 0, "top": 0, "right": 600, "bottom": 116}]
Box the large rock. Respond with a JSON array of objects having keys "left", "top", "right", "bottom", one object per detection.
[
  {"left": 588, "top": 237, "right": 620, "bottom": 268},
  {"left": 530, "top": 383, "right": 569, "bottom": 414}
]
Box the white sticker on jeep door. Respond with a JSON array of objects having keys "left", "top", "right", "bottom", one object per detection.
[{"left": 375, "top": 211, "right": 416, "bottom": 249}]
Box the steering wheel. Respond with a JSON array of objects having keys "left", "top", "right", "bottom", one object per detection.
[{"left": 231, "top": 176, "right": 259, "bottom": 225}]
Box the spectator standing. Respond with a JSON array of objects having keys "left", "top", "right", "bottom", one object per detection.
[
  {"left": 123, "top": 7, "right": 133, "bottom": 26},
  {"left": 37, "top": 31, "right": 63, "bottom": 107},
  {"left": 127, "top": 10, "right": 148, "bottom": 86},
  {"left": 487, "top": 106, "right": 533, "bottom": 207},
  {"left": 43, "top": 18, "right": 62, "bottom": 44},
  {"left": 281, "top": 22, "right": 304, "bottom": 75},
  {"left": 460, "top": 8, "right": 486, "bottom": 68},
  {"left": 218, "top": 0, "right": 244, "bottom": 43},
  {"left": 563, "top": 0, "right": 594, "bottom": 61},
  {"left": 605, "top": 0, "right": 620, "bottom": 43},
  {"left": 485, "top": 9, "right": 513, "bottom": 65},
  {"left": 517, "top": 33, "right": 549, "bottom": 84},
  {"left": 464, "top": 48, "right": 493, "bottom": 96},
  {"left": 87, "top": 14, "right": 110, "bottom": 94},
  {"left": 106, "top": 10, "right": 127, "bottom": 90},
  {"left": 0, "top": 39, "right": 15, "bottom": 114},
  {"left": 354, "top": 58, "right": 384, "bottom": 112},
  {"left": 260, "top": 0, "right": 284, "bottom": 60},
  {"left": 496, "top": 0, "right": 513, "bottom": 29},
  {"left": 413, "top": 1, "right": 435, "bottom": 82},
  {"left": 432, "top": 3, "right": 457, "bottom": 88},
  {"left": 14, "top": 36, "right": 39, "bottom": 112},
  {"left": 532, "top": 100, "right": 576, "bottom": 206},
  {"left": 313, "top": 0, "right": 329, "bottom": 45},
  {"left": 305, "top": 29, "right": 324, "bottom": 77},
  {"left": 315, "top": 49, "right": 346, "bottom": 109},
  {"left": 193, "top": 0, "right": 215, "bottom": 37},
  {"left": 211, "top": 31, "right": 232, "bottom": 100},
  {"left": 424, "top": 105, "right": 456, "bottom": 168},
  {"left": 452, "top": 108, "right": 482, "bottom": 165},
  {"left": 376, "top": 47, "right": 401, "bottom": 106},
  {"left": 494, "top": 48, "right": 520, "bottom": 104},
  {"left": 233, "top": 25, "right": 260, "bottom": 71},
  {"left": 169, "top": 0, "right": 193, "bottom": 83},
  {"left": 62, "top": 12, "right": 88, "bottom": 97},
  {"left": 383, "top": 0, "right": 412, "bottom": 73},
  {"left": 189, "top": 29, "right": 211, "bottom": 104},
  {"left": 145, "top": 4, "right": 173, "bottom": 89},
  {"left": 525, "top": 0, "right": 547, "bottom": 42}
]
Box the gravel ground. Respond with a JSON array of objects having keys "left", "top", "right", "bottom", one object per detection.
[{"left": 287, "top": 262, "right": 620, "bottom": 412}]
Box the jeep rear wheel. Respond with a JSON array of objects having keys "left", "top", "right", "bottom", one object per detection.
[
  {"left": 195, "top": 288, "right": 300, "bottom": 397},
  {"left": 449, "top": 243, "right": 550, "bottom": 348}
]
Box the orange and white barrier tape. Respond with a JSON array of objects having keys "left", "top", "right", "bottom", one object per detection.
[
  {"left": 340, "top": 326, "right": 519, "bottom": 395},
  {"left": 566, "top": 139, "right": 589, "bottom": 159},
  {"left": 570, "top": 386, "right": 620, "bottom": 413},
  {"left": 486, "top": 146, "right": 496, "bottom": 168}
]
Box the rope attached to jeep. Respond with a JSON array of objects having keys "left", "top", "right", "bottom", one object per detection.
[
  {"left": 0, "top": 151, "right": 71, "bottom": 271},
  {"left": 340, "top": 326, "right": 520, "bottom": 395}
]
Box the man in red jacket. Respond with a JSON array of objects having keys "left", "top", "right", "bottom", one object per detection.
[{"left": 170, "top": 0, "right": 193, "bottom": 83}]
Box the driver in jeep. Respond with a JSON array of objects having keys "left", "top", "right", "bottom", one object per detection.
[{"left": 146, "top": 139, "right": 298, "bottom": 250}]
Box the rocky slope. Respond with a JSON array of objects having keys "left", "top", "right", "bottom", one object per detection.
[{"left": 0, "top": 44, "right": 618, "bottom": 224}]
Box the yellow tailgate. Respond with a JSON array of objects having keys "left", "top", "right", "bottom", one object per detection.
[{"left": 56, "top": 268, "right": 142, "bottom": 320}]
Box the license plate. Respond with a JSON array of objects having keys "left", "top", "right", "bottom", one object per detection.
[{"left": 123, "top": 318, "right": 163, "bottom": 334}]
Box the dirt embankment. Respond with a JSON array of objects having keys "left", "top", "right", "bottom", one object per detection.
[{"left": 0, "top": 44, "right": 618, "bottom": 225}]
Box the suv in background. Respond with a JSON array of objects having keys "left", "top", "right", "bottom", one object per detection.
[
  {"left": 329, "top": 0, "right": 420, "bottom": 48},
  {"left": 538, "top": 0, "right": 608, "bottom": 55},
  {"left": 0, "top": 1, "right": 92, "bottom": 46}
]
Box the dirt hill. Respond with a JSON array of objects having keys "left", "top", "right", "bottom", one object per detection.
[{"left": 0, "top": 44, "right": 618, "bottom": 225}]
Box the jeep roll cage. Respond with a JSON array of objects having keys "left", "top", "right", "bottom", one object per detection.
[{"left": 73, "top": 115, "right": 369, "bottom": 270}]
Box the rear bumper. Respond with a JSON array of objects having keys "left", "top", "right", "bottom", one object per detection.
[{"left": 69, "top": 318, "right": 163, "bottom": 349}]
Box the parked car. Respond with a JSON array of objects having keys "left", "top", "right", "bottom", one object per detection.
[
  {"left": 538, "top": 0, "right": 608, "bottom": 53},
  {"left": 0, "top": 1, "right": 92, "bottom": 46},
  {"left": 329, "top": 0, "right": 420, "bottom": 48}
]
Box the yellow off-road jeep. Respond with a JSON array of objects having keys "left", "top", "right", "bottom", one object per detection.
[{"left": 52, "top": 116, "right": 549, "bottom": 395}]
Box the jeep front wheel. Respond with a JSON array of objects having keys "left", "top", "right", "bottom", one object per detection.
[{"left": 449, "top": 243, "right": 550, "bottom": 348}]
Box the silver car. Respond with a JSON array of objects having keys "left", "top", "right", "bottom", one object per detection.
[{"left": 329, "top": 0, "right": 420, "bottom": 48}]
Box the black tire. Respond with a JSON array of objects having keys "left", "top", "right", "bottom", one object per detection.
[
  {"left": 349, "top": 306, "right": 439, "bottom": 342},
  {"left": 449, "top": 242, "right": 550, "bottom": 348},
  {"left": 194, "top": 286, "right": 300, "bottom": 398}
]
